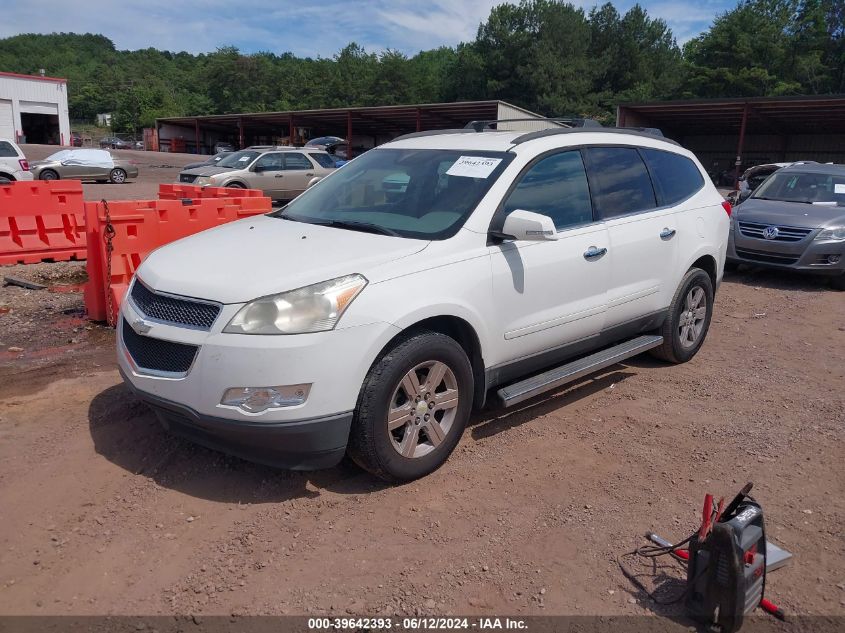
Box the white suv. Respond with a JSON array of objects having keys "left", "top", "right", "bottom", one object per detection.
[
  {"left": 117, "top": 126, "right": 730, "bottom": 482},
  {"left": 0, "top": 139, "right": 33, "bottom": 181}
]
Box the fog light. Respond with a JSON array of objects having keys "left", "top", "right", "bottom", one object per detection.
[
  {"left": 827, "top": 254, "right": 841, "bottom": 264},
  {"left": 221, "top": 384, "right": 310, "bottom": 413}
]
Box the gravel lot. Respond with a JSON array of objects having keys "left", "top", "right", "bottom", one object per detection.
[{"left": 0, "top": 260, "right": 843, "bottom": 620}]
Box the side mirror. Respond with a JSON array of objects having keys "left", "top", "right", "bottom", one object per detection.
[
  {"left": 497, "top": 210, "right": 558, "bottom": 241},
  {"left": 307, "top": 176, "right": 322, "bottom": 189}
]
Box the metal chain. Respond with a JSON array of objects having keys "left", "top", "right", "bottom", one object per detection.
[{"left": 102, "top": 199, "right": 116, "bottom": 327}]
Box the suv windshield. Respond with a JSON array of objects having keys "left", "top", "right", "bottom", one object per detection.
[
  {"left": 753, "top": 171, "right": 845, "bottom": 206},
  {"left": 218, "top": 150, "right": 261, "bottom": 168},
  {"left": 276, "top": 148, "right": 513, "bottom": 239}
]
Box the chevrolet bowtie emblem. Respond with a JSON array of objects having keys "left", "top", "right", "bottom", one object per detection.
[{"left": 131, "top": 318, "right": 152, "bottom": 335}]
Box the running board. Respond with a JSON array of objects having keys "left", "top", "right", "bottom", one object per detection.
[{"left": 497, "top": 335, "right": 664, "bottom": 408}]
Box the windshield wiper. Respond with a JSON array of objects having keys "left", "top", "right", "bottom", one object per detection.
[{"left": 318, "top": 219, "right": 401, "bottom": 237}]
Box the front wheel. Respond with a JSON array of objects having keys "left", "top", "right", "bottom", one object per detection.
[
  {"left": 347, "top": 331, "right": 473, "bottom": 482},
  {"left": 109, "top": 168, "right": 127, "bottom": 184},
  {"left": 650, "top": 267, "right": 714, "bottom": 364}
]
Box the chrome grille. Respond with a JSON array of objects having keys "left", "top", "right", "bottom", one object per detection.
[
  {"left": 122, "top": 318, "right": 198, "bottom": 374},
  {"left": 130, "top": 282, "right": 221, "bottom": 330},
  {"left": 179, "top": 173, "right": 198, "bottom": 183},
  {"left": 737, "top": 221, "right": 813, "bottom": 242}
]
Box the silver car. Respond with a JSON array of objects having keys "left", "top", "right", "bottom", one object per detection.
[
  {"left": 177, "top": 147, "right": 335, "bottom": 201},
  {"left": 727, "top": 163, "right": 845, "bottom": 289},
  {"left": 30, "top": 149, "right": 138, "bottom": 183}
]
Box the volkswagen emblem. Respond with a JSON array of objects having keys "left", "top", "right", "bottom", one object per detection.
[
  {"left": 131, "top": 318, "right": 152, "bottom": 335},
  {"left": 763, "top": 226, "right": 779, "bottom": 240}
]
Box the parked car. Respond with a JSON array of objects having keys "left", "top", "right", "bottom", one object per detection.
[
  {"left": 728, "top": 163, "right": 845, "bottom": 289},
  {"left": 213, "top": 142, "right": 235, "bottom": 153},
  {"left": 177, "top": 148, "right": 335, "bottom": 201},
  {"left": 133, "top": 140, "right": 144, "bottom": 150},
  {"left": 119, "top": 126, "right": 729, "bottom": 481},
  {"left": 305, "top": 136, "right": 349, "bottom": 164},
  {"left": 0, "top": 139, "right": 33, "bottom": 181},
  {"left": 70, "top": 132, "right": 83, "bottom": 147},
  {"left": 99, "top": 136, "right": 132, "bottom": 150},
  {"left": 181, "top": 151, "right": 233, "bottom": 172},
  {"left": 30, "top": 149, "right": 138, "bottom": 183},
  {"left": 305, "top": 136, "right": 345, "bottom": 148}
]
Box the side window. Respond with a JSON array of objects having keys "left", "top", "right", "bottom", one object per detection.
[
  {"left": 502, "top": 150, "right": 593, "bottom": 230},
  {"left": 309, "top": 152, "right": 336, "bottom": 168},
  {"left": 0, "top": 141, "right": 18, "bottom": 157},
  {"left": 254, "top": 153, "right": 283, "bottom": 171},
  {"left": 284, "top": 152, "right": 313, "bottom": 170},
  {"left": 641, "top": 148, "right": 704, "bottom": 206},
  {"left": 584, "top": 147, "right": 657, "bottom": 219}
]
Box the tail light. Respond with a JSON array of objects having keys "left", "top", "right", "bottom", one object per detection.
[
  {"left": 721, "top": 200, "right": 732, "bottom": 217},
  {"left": 19, "top": 159, "right": 29, "bottom": 171}
]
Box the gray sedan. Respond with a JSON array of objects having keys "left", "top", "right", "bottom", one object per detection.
[
  {"left": 30, "top": 149, "right": 139, "bottom": 183},
  {"left": 727, "top": 163, "right": 845, "bottom": 289}
]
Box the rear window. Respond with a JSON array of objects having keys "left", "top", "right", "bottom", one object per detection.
[
  {"left": 641, "top": 148, "right": 704, "bottom": 206},
  {"left": 309, "top": 152, "right": 336, "bottom": 168},
  {"left": 0, "top": 141, "right": 20, "bottom": 158},
  {"left": 584, "top": 147, "right": 657, "bottom": 219}
]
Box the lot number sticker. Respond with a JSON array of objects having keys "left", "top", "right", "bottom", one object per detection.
[{"left": 446, "top": 156, "right": 503, "bottom": 179}]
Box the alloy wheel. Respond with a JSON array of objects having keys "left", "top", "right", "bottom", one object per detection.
[
  {"left": 387, "top": 360, "right": 459, "bottom": 459},
  {"left": 678, "top": 286, "right": 707, "bottom": 349}
]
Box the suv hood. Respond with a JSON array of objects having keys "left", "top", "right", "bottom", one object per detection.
[
  {"left": 736, "top": 198, "right": 845, "bottom": 228},
  {"left": 137, "top": 215, "right": 429, "bottom": 303},
  {"left": 180, "top": 165, "right": 231, "bottom": 177}
]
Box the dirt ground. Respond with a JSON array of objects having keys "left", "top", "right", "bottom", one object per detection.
[
  {"left": 0, "top": 263, "right": 843, "bottom": 620},
  {"left": 20, "top": 144, "right": 202, "bottom": 201}
]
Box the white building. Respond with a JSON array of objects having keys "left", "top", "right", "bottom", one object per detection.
[{"left": 0, "top": 71, "right": 71, "bottom": 145}]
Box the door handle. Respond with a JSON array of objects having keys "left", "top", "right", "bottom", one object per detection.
[
  {"left": 274, "top": 174, "right": 284, "bottom": 178},
  {"left": 660, "top": 228, "right": 676, "bottom": 239},
  {"left": 306, "top": 172, "right": 314, "bottom": 176},
  {"left": 583, "top": 246, "right": 607, "bottom": 260}
]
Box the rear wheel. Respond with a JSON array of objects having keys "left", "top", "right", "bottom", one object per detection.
[
  {"left": 347, "top": 331, "right": 473, "bottom": 482},
  {"left": 650, "top": 267, "right": 714, "bottom": 364},
  {"left": 109, "top": 168, "right": 127, "bottom": 184},
  {"left": 39, "top": 169, "right": 59, "bottom": 181}
]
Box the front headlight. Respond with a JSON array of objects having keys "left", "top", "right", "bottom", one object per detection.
[
  {"left": 224, "top": 274, "right": 368, "bottom": 335},
  {"left": 815, "top": 226, "right": 845, "bottom": 241}
]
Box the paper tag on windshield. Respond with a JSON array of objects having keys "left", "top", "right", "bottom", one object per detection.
[
  {"left": 238, "top": 156, "right": 250, "bottom": 162},
  {"left": 446, "top": 156, "right": 503, "bottom": 179},
  {"left": 835, "top": 183, "right": 845, "bottom": 194}
]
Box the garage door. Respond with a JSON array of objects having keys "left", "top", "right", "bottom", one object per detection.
[
  {"left": 0, "top": 100, "right": 13, "bottom": 140},
  {"left": 19, "top": 100, "right": 58, "bottom": 115}
]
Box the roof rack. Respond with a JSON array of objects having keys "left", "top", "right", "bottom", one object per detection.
[
  {"left": 391, "top": 128, "right": 474, "bottom": 142},
  {"left": 463, "top": 117, "right": 603, "bottom": 132},
  {"left": 512, "top": 126, "right": 680, "bottom": 146}
]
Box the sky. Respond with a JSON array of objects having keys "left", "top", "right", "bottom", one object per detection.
[{"left": 1, "top": 0, "right": 737, "bottom": 57}]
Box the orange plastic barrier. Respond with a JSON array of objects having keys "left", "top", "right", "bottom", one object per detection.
[
  {"left": 0, "top": 180, "right": 86, "bottom": 265},
  {"left": 84, "top": 196, "right": 271, "bottom": 324},
  {"left": 158, "top": 184, "right": 264, "bottom": 200}
]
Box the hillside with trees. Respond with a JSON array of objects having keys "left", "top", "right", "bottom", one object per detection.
[{"left": 0, "top": 0, "right": 841, "bottom": 133}]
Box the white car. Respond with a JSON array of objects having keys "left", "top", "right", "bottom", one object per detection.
[
  {"left": 117, "top": 125, "right": 730, "bottom": 482},
  {"left": 0, "top": 139, "right": 33, "bottom": 181}
]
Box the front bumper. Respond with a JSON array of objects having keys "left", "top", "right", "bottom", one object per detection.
[
  {"left": 117, "top": 285, "right": 401, "bottom": 468},
  {"left": 727, "top": 226, "right": 845, "bottom": 275},
  {"left": 120, "top": 367, "right": 351, "bottom": 469}
]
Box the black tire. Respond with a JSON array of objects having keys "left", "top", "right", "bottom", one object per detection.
[
  {"left": 39, "top": 169, "right": 59, "bottom": 181},
  {"left": 830, "top": 273, "right": 845, "bottom": 291},
  {"left": 650, "top": 267, "right": 714, "bottom": 364},
  {"left": 109, "top": 168, "right": 127, "bottom": 184},
  {"left": 224, "top": 181, "right": 246, "bottom": 189},
  {"left": 347, "top": 331, "right": 473, "bottom": 483}
]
